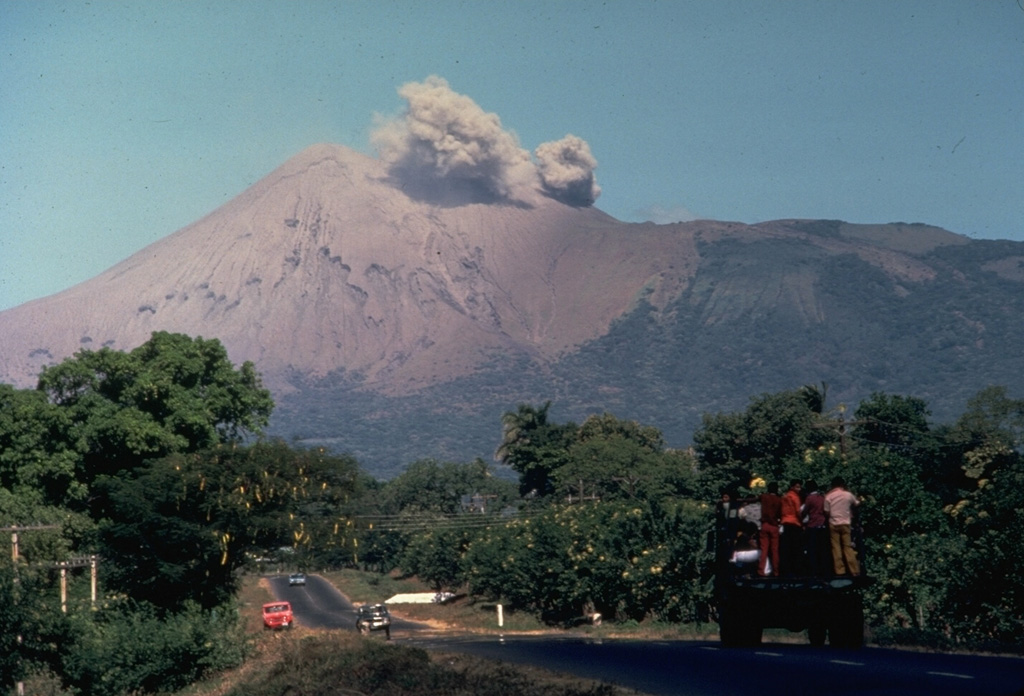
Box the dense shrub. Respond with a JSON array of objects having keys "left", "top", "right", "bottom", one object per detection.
[
  {"left": 465, "top": 499, "right": 713, "bottom": 624},
  {"left": 60, "top": 599, "right": 248, "bottom": 696}
]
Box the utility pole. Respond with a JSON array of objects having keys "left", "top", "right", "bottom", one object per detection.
[
  {"left": 3, "top": 524, "right": 61, "bottom": 572},
  {"left": 53, "top": 556, "right": 99, "bottom": 612},
  {"left": 569, "top": 479, "right": 599, "bottom": 503},
  {"left": 3, "top": 524, "right": 60, "bottom": 696},
  {"left": 811, "top": 406, "right": 871, "bottom": 460}
]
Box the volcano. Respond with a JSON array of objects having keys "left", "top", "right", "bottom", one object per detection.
[{"left": 3, "top": 144, "right": 1023, "bottom": 476}]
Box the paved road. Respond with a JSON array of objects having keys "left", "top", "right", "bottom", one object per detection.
[
  {"left": 404, "top": 634, "right": 1024, "bottom": 696},
  {"left": 265, "top": 573, "right": 421, "bottom": 633},
  {"left": 269, "top": 575, "right": 1024, "bottom": 696}
]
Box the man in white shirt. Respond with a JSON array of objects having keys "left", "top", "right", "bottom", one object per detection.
[{"left": 824, "top": 477, "right": 860, "bottom": 576}]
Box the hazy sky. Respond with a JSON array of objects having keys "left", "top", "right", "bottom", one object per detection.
[{"left": 2, "top": 1, "right": 1022, "bottom": 311}]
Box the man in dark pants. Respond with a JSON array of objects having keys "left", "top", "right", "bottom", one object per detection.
[
  {"left": 780, "top": 479, "right": 803, "bottom": 576},
  {"left": 801, "top": 479, "right": 829, "bottom": 576},
  {"left": 715, "top": 491, "right": 742, "bottom": 564}
]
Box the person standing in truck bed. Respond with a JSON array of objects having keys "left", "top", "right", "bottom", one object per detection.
[
  {"left": 824, "top": 477, "right": 861, "bottom": 576},
  {"left": 758, "top": 482, "right": 782, "bottom": 576},
  {"left": 801, "top": 479, "right": 829, "bottom": 576},
  {"left": 780, "top": 479, "right": 804, "bottom": 576}
]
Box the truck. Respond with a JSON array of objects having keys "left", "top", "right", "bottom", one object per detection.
[{"left": 711, "top": 501, "right": 870, "bottom": 648}]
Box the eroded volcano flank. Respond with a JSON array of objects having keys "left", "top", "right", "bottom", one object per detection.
[{"left": 0, "top": 144, "right": 700, "bottom": 393}]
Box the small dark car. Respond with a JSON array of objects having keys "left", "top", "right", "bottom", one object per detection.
[
  {"left": 355, "top": 603, "right": 391, "bottom": 638},
  {"left": 288, "top": 572, "right": 306, "bottom": 586}
]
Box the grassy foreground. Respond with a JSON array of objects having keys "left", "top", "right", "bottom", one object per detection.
[{"left": 176, "top": 572, "right": 647, "bottom": 696}]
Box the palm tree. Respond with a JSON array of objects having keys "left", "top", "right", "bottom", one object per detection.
[
  {"left": 799, "top": 382, "right": 828, "bottom": 415},
  {"left": 494, "top": 401, "right": 551, "bottom": 464}
]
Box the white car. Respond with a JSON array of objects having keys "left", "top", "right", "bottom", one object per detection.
[{"left": 288, "top": 573, "right": 306, "bottom": 586}]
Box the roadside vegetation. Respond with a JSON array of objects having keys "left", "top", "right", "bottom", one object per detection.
[
  {"left": 2, "top": 332, "right": 1023, "bottom": 695},
  {"left": 195, "top": 631, "right": 627, "bottom": 696}
]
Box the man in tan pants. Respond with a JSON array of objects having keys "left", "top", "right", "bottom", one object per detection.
[{"left": 824, "top": 477, "right": 860, "bottom": 576}]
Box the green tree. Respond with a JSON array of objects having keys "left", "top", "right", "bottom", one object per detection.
[
  {"left": 690, "top": 410, "right": 749, "bottom": 497},
  {"left": 402, "top": 527, "right": 472, "bottom": 592},
  {"left": 554, "top": 414, "right": 695, "bottom": 502},
  {"left": 935, "top": 387, "right": 1024, "bottom": 645},
  {"left": 852, "top": 391, "right": 956, "bottom": 501},
  {"left": 854, "top": 392, "right": 932, "bottom": 453},
  {"left": 944, "top": 386, "right": 1023, "bottom": 490},
  {"left": 866, "top": 531, "right": 965, "bottom": 638},
  {"left": 561, "top": 414, "right": 663, "bottom": 500},
  {"left": 845, "top": 448, "right": 946, "bottom": 540},
  {"left": 95, "top": 440, "right": 361, "bottom": 610},
  {"left": 464, "top": 507, "right": 580, "bottom": 620},
  {"left": 0, "top": 385, "right": 83, "bottom": 509},
  {"left": 37, "top": 331, "right": 273, "bottom": 483},
  {"left": 379, "top": 458, "right": 516, "bottom": 515},
  {"left": 464, "top": 499, "right": 713, "bottom": 624},
  {"left": 575, "top": 412, "right": 665, "bottom": 450},
  {"left": 495, "top": 402, "right": 577, "bottom": 498},
  {"left": 358, "top": 527, "right": 409, "bottom": 574},
  {"left": 692, "top": 386, "right": 836, "bottom": 496},
  {"left": 0, "top": 564, "right": 71, "bottom": 692}
]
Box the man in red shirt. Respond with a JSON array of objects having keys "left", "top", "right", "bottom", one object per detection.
[
  {"left": 780, "top": 479, "right": 804, "bottom": 576},
  {"left": 758, "top": 482, "right": 782, "bottom": 576}
]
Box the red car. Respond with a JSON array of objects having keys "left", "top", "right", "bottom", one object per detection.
[{"left": 262, "top": 601, "right": 294, "bottom": 630}]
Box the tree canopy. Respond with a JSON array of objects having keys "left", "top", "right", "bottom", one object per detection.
[
  {"left": 37, "top": 331, "right": 273, "bottom": 484},
  {"left": 692, "top": 386, "right": 837, "bottom": 495},
  {"left": 95, "top": 440, "right": 362, "bottom": 610}
]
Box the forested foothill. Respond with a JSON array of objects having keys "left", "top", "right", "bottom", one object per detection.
[{"left": 2, "top": 333, "right": 1022, "bottom": 695}]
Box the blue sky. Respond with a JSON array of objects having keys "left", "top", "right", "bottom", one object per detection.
[{"left": 2, "top": 0, "right": 1022, "bottom": 311}]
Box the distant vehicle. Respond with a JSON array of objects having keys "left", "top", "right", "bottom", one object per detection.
[
  {"left": 355, "top": 603, "right": 391, "bottom": 639},
  {"left": 262, "top": 601, "right": 294, "bottom": 630},
  {"left": 288, "top": 572, "right": 307, "bottom": 586}
]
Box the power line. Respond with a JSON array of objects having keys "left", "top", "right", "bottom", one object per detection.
[{"left": 354, "top": 511, "right": 521, "bottom": 533}]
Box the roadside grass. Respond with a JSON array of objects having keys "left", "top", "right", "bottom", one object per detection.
[
  {"left": 320, "top": 568, "right": 721, "bottom": 640},
  {"left": 240, "top": 573, "right": 276, "bottom": 633},
  {"left": 319, "top": 568, "right": 433, "bottom": 604},
  {"left": 320, "top": 568, "right": 553, "bottom": 633}
]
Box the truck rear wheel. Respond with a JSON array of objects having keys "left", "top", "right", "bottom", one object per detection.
[
  {"left": 719, "top": 603, "right": 762, "bottom": 648},
  {"left": 828, "top": 595, "right": 864, "bottom": 649},
  {"left": 808, "top": 623, "right": 827, "bottom": 647}
]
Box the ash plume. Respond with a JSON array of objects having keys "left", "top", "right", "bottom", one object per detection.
[
  {"left": 534, "top": 134, "right": 601, "bottom": 206},
  {"left": 372, "top": 76, "right": 539, "bottom": 205}
]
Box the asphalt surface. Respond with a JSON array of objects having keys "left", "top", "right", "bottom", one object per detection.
[
  {"left": 404, "top": 634, "right": 1024, "bottom": 696},
  {"left": 265, "top": 573, "right": 421, "bottom": 633},
  {"left": 267, "top": 574, "right": 1024, "bottom": 696}
]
